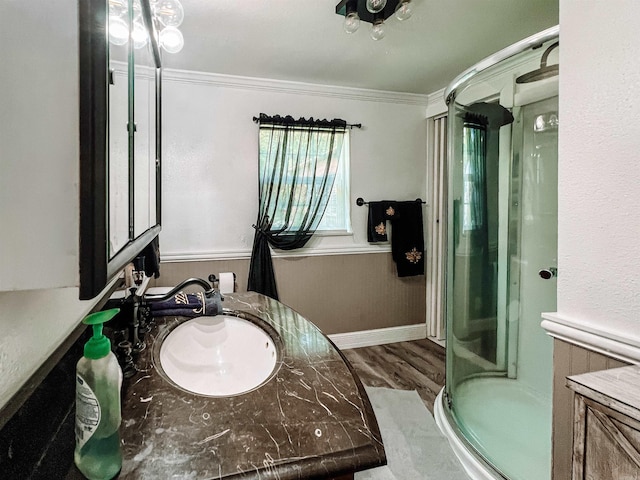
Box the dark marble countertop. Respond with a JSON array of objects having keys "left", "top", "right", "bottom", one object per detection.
[{"left": 114, "top": 292, "right": 385, "bottom": 479}]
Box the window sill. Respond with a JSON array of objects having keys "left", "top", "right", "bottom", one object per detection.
[{"left": 313, "top": 229, "right": 353, "bottom": 237}]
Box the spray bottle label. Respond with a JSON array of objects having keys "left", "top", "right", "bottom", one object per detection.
[{"left": 75, "top": 374, "right": 101, "bottom": 450}]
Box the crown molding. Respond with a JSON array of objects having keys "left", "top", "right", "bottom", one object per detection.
[
  {"left": 426, "top": 88, "right": 447, "bottom": 118},
  {"left": 162, "top": 67, "right": 429, "bottom": 106}
]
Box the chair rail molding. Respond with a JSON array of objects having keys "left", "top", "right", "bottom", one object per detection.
[
  {"left": 161, "top": 244, "right": 393, "bottom": 262},
  {"left": 542, "top": 312, "right": 640, "bottom": 364}
]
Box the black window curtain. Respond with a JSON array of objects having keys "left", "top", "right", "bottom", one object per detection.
[{"left": 248, "top": 114, "right": 347, "bottom": 300}]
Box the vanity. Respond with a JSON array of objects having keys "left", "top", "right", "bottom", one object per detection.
[
  {"left": 568, "top": 365, "right": 640, "bottom": 479},
  {"left": 90, "top": 292, "right": 385, "bottom": 479}
]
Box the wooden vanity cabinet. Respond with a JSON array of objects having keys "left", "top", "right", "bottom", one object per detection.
[{"left": 567, "top": 366, "right": 640, "bottom": 480}]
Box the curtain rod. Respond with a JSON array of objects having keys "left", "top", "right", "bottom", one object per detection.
[
  {"left": 252, "top": 115, "right": 362, "bottom": 129},
  {"left": 356, "top": 197, "right": 426, "bottom": 206}
]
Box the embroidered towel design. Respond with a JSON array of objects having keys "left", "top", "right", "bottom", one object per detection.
[
  {"left": 405, "top": 247, "right": 422, "bottom": 264},
  {"left": 367, "top": 201, "right": 398, "bottom": 242}
]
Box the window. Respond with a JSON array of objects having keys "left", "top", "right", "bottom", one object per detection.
[
  {"left": 316, "top": 131, "right": 350, "bottom": 233},
  {"left": 462, "top": 124, "right": 486, "bottom": 232},
  {"left": 258, "top": 128, "right": 351, "bottom": 235}
]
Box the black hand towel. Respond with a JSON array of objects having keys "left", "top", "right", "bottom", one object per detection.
[
  {"left": 367, "top": 201, "right": 399, "bottom": 242},
  {"left": 141, "top": 236, "right": 161, "bottom": 279},
  {"left": 390, "top": 201, "right": 425, "bottom": 277},
  {"left": 149, "top": 291, "right": 223, "bottom": 318}
]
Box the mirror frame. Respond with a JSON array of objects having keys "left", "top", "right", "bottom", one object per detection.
[{"left": 79, "top": 0, "right": 162, "bottom": 300}]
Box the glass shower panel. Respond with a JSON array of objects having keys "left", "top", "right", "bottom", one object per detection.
[
  {"left": 446, "top": 101, "right": 509, "bottom": 403},
  {"left": 509, "top": 96, "right": 557, "bottom": 396},
  {"left": 446, "top": 93, "right": 558, "bottom": 480},
  {"left": 440, "top": 31, "right": 559, "bottom": 480}
]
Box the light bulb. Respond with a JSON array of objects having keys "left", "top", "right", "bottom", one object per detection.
[
  {"left": 132, "top": 20, "right": 148, "bottom": 49},
  {"left": 109, "top": 16, "right": 129, "bottom": 46},
  {"left": 370, "top": 20, "right": 385, "bottom": 41},
  {"left": 366, "top": 0, "right": 387, "bottom": 14},
  {"left": 159, "top": 26, "right": 184, "bottom": 53},
  {"left": 343, "top": 12, "right": 360, "bottom": 34},
  {"left": 154, "top": 0, "right": 184, "bottom": 27},
  {"left": 395, "top": 0, "right": 412, "bottom": 21}
]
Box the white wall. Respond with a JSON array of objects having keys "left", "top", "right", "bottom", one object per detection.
[
  {"left": 0, "top": 0, "right": 79, "bottom": 290},
  {"left": 557, "top": 1, "right": 640, "bottom": 341},
  {"left": 160, "top": 69, "right": 428, "bottom": 260}
]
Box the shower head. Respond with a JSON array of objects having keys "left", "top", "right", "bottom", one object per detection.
[
  {"left": 516, "top": 65, "right": 558, "bottom": 84},
  {"left": 516, "top": 41, "right": 559, "bottom": 84},
  {"left": 463, "top": 102, "right": 514, "bottom": 128}
]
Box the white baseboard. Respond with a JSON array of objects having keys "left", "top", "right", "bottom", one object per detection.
[
  {"left": 427, "top": 336, "right": 446, "bottom": 348},
  {"left": 329, "top": 323, "right": 427, "bottom": 350}
]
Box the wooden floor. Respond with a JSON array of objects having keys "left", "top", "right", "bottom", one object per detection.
[{"left": 341, "top": 338, "right": 446, "bottom": 414}]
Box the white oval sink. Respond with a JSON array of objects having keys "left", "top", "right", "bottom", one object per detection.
[{"left": 159, "top": 315, "right": 278, "bottom": 396}]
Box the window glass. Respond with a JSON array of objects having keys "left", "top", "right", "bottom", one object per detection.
[
  {"left": 462, "top": 125, "right": 486, "bottom": 232},
  {"left": 317, "top": 132, "right": 350, "bottom": 232},
  {"left": 258, "top": 128, "right": 351, "bottom": 234}
]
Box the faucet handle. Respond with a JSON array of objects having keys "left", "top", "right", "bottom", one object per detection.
[
  {"left": 138, "top": 304, "right": 152, "bottom": 327},
  {"left": 116, "top": 341, "right": 138, "bottom": 378}
]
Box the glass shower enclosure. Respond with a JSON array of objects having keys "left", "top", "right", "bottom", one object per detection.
[{"left": 436, "top": 27, "right": 559, "bottom": 480}]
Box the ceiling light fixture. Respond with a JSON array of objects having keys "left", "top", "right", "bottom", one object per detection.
[
  {"left": 336, "top": 0, "right": 412, "bottom": 39},
  {"left": 108, "top": 0, "right": 185, "bottom": 53}
]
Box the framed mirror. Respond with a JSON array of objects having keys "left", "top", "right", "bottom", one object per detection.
[
  {"left": 108, "top": 34, "right": 129, "bottom": 258},
  {"left": 132, "top": 20, "right": 159, "bottom": 240},
  {"left": 79, "top": 0, "right": 162, "bottom": 300}
]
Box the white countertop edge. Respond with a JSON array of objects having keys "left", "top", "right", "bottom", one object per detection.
[{"left": 541, "top": 312, "right": 640, "bottom": 364}]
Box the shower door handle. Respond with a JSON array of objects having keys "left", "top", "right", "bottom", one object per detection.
[{"left": 538, "top": 267, "right": 558, "bottom": 280}]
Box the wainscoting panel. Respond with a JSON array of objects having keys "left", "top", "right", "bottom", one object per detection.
[
  {"left": 552, "top": 339, "right": 628, "bottom": 480},
  {"left": 153, "top": 253, "right": 426, "bottom": 335},
  {"left": 152, "top": 258, "right": 251, "bottom": 296}
]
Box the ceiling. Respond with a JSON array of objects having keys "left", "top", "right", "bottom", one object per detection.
[{"left": 163, "top": 0, "right": 559, "bottom": 95}]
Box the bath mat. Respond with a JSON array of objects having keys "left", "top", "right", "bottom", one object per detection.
[{"left": 356, "top": 387, "right": 470, "bottom": 480}]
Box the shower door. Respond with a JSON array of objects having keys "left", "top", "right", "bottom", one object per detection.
[
  {"left": 445, "top": 93, "right": 558, "bottom": 480},
  {"left": 507, "top": 96, "right": 558, "bottom": 401}
]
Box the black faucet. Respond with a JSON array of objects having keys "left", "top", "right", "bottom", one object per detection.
[
  {"left": 141, "top": 277, "right": 219, "bottom": 303},
  {"left": 114, "top": 276, "right": 221, "bottom": 376},
  {"left": 135, "top": 277, "right": 221, "bottom": 348}
]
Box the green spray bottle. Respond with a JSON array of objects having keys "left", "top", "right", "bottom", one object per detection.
[{"left": 74, "top": 308, "right": 123, "bottom": 480}]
